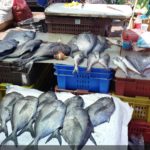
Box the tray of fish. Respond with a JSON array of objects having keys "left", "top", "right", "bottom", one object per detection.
[{"left": 54, "top": 64, "right": 114, "bottom": 93}]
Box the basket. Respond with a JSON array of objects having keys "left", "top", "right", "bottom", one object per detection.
[
  {"left": 115, "top": 77, "right": 150, "bottom": 97},
  {"left": 0, "top": 62, "right": 44, "bottom": 86},
  {"left": 115, "top": 95, "right": 150, "bottom": 122},
  {"left": 45, "top": 16, "right": 112, "bottom": 36},
  {"left": 129, "top": 120, "right": 150, "bottom": 144},
  {"left": 54, "top": 64, "right": 114, "bottom": 93}
]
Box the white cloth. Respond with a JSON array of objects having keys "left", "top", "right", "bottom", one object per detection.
[{"left": 1, "top": 85, "right": 133, "bottom": 147}]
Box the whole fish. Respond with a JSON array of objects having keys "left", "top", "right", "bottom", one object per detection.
[
  {"left": 112, "top": 56, "right": 128, "bottom": 76},
  {"left": 3, "top": 30, "right": 36, "bottom": 46},
  {"left": 118, "top": 56, "right": 141, "bottom": 75},
  {"left": 0, "top": 92, "right": 23, "bottom": 137},
  {"left": 65, "top": 95, "right": 84, "bottom": 113},
  {"left": 73, "top": 52, "right": 85, "bottom": 73},
  {"left": 68, "top": 32, "right": 97, "bottom": 57},
  {"left": 86, "top": 52, "right": 100, "bottom": 72},
  {"left": 0, "top": 39, "right": 19, "bottom": 58},
  {"left": 86, "top": 97, "right": 115, "bottom": 127},
  {"left": 38, "top": 91, "right": 57, "bottom": 111},
  {"left": 29, "top": 100, "right": 66, "bottom": 146},
  {"left": 1, "top": 96, "right": 38, "bottom": 146},
  {"left": 99, "top": 53, "right": 110, "bottom": 68},
  {"left": 62, "top": 107, "right": 94, "bottom": 150},
  {"left": 1, "top": 39, "right": 43, "bottom": 60}
]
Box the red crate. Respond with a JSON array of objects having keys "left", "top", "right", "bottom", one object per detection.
[
  {"left": 45, "top": 16, "right": 112, "bottom": 36},
  {"left": 129, "top": 120, "right": 150, "bottom": 144},
  {"left": 115, "top": 78, "right": 150, "bottom": 97}
]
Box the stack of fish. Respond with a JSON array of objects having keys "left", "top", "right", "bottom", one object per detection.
[{"left": 0, "top": 91, "right": 115, "bottom": 149}]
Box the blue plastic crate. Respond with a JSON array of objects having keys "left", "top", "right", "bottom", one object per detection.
[{"left": 55, "top": 73, "right": 112, "bottom": 93}]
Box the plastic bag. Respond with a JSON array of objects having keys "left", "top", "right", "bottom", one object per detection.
[{"left": 12, "top": 0, "right": 33, "bottom": 23}]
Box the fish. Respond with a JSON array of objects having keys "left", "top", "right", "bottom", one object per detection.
[
  {"left": 73, "top": 52, "right": 85, "bottom": 73},
  {"left": 68, "top": 32, "right": 97, "bottom": 57},
  {"left": 37, "top": 91, "right": 57, "bottom": 111},
  {"left": 65, "top": 95, "right": 84, "bottom": 113},
  {"left": 62, "top": 107, "right": 94, "bottom": 150},
  {"left": 0, "top": 39, "right": 43, "bottom": 60},
  {"left": 3, "top": 30, "right": 36, "bottom": 46},
  {"left": 1, "top": 96, "right": 38, "bottom": 146},
  {"left": 0, "top": 39, "right": 19, "bottom": 58},
  {"left": 118, "top": 56, "right": 141, "bottom": 75},
  {"left": 0, "top": 92, "right": 23, "bottom": 137},
  {"left": 14, "top": 42, "right": 71, "bottom": 71},
  {"left": 99, "top": 53, "right": 110, "bottom": 68},
  {"left": 28, "top": 100, "right": 66, "bottom": 146},
  {"left": 86, "top": 97, "right": 115, "bottom": 127},
  {"left": 112, "top": 56, "right": 128, "bottom": 76},
  {"left": 86, "top": 52, "right": 100, "bottom": 72}
]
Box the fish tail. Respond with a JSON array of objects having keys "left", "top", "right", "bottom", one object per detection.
[
  {"left": 89, "top": 135, "right": 97, "bottom": 146},
  {"left": 0, "top": 124, "right": 8, "bottom": 137},
  {"left": 17, "top": 119, "right": 35, "bottom": 137},
  {"left": 1, "top": 131, "right": 18, "bottom": 147},
  {"left": 45, "top": 129, "right": 62, "bottom": 145}
]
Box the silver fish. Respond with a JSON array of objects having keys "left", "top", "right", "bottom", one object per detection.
[
  {"left": 29, "top": 100, "right": 66, "bottom": 146},
  {"left": 73, "top": 52, "right": 85, "bottom": 73},
  {"left": 65, "top": 96, "right": 84, "bottom": 113},
  {"left": 86, "top": 97, "right": 115, "bottom": 127},
  {"left": 62, "top": 107, "right": 94, "bottom": 150},
  {"left": 0, "top": 92, "right": 23, "bottom": 137},
  {"left": 1, "top": 96, "right": 38, "bottom": 146},
  {"left": 112, "top": 56, "right": 128, "bottom": 76},
  {"left": 99, "top": 53, "right": 110, "bottom": 68}
]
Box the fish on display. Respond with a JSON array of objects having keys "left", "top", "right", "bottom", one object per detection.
[
  {"left": 86, "top": 52, "right": 100, "bottom": 72},
  {"left": 1, "top": 96, "right": 38, "bottom": 146},
  {"left": 112, "top": 56, "right": 128, "bottom": 76},
  {"left": 73, "top": 52, "right": 85, "bottom": 73},
  {"left": 37, "top": 91, "right": 57, "bottom": 111},
  {"left": 68, "top": 32, "right": 97, "bottom": 57},
  {"left": 62, "top": 107, "right": 94, "bottom": 150},
  {"left": 0, "top": 39, "right": 43, "bottom": 60},
  {"left": 65, "top": 95, "right": 84, "bottom": 113},
  {"left": 86, "top": 97, "right": 115, "bottom": 127},
  {"left": 0, "top": 92, "right": 23, "bottom": 137},
  {"left": 99, "top": 53, "right": 110, "bottom": 68},
  {"left": 0, "top": 40, "right": 19, "bottom": 58},
  {"left": 28, "top": 100, "right": 66, "bottom": 146},
  {"left": 3, "top": 30, "right": 36, "bottom": 46}
]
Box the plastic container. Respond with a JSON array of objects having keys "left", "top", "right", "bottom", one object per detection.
[
  {"left": 46, "top": 16, "right": 112, "bottom": 36},
  {"left": 129, "top": 120, "right": 150, "bottom": 144},
  {"left": 54, "top": 64, "right": 114, "bottom": 93},
  {"left": 114, "top": 94, "right": 150, "bottom": 122},
  {"left": 115, "top": 77, "right": 150, "bottom": 97}
]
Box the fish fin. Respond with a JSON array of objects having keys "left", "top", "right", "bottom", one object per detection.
[
  {"left": 17, "top": 119, "right": 35, "bottom": 137},
  {"left": 41, "top": 110, "right": 56, "bottom": 122},
  {"left": 0, "top": 124, "right": 8, "bottom": 137},
  {"left": 45, "top": 129, "right": 62, "bottom": 145},
  {"left": 73, "top": 66, "right": 78, "bottom": 73},
  {"left": 1, "top": 131, "right": 18, "bottom": 147},
  {"left": 19, "top": 103, "right": 28, "bottom": 114},
  {"left": 90, "top": 134, "right": 97, "bottom": 146}
]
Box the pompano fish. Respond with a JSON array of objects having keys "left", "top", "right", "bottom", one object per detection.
[
  {"left": 118, "top": 56, "right": 141, "bottom": 75},
  {"left": 68, "top": 32, "right": 97, "bottom": 57},
  {"left": 65, "top": 96, "right": 84, "bottom": 113},
  {"left": 2, "top": 39, "right": 43, "bottom": 60},
  {"left": 99, "top": 53, "right": 110, "bottom": 68},
  {"left": 73, "top": 52, "right": 85, "bottom": 73},
  {"left": 0, "top": 92, "right": 23, "bottom": 137},
  {"left": 28, "top": 100, "right": 66, "bottom": 146},
  {"left": 112, "top": 56, "right": 128, "bottom": 76},
  {"left": 1, "top": 96, "right": 38, "bottom": 146},
  {"left": 86, "top": 52, "right": 100, "bottom": 72},
  {"left": 3, "top": 30, "right": 36, "bottom": 46},
  {"left": 37, "top": 91, "right": 57, "bottom": 111},
  {"left": 62, "top": 107, "right": 94, "bottom": 150},
  {"left": 86, "top": 97, "right": 115, "bottom": 127},
  {"left": 0, "top": 39, "right": 19, "bottom": 58}
]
